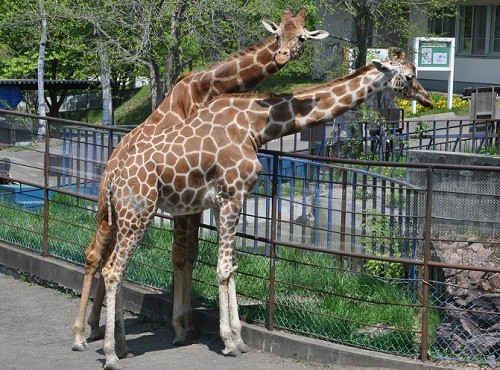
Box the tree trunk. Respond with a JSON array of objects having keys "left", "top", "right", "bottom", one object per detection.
[
  {"left": 353, "top": 8, "right": 374, "bottom": 69},
  {"left": 149, "top": 60, "right": 163, "bottom": 109},
  {"left": 37, "top": 0, "right": 48, "bottom": 136},
  {"left": 100, "top": 49, "right": 113, "bottom": 125}
]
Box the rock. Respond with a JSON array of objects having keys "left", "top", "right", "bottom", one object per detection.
[{"left": 432, "top": 241, "right": 499, "bottom": 361}]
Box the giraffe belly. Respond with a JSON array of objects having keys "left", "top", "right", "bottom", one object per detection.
[{"left": 156, "top": 187, "right": 217, "bottom": 216}]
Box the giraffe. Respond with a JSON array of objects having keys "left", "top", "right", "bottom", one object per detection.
[
  {"left": 98, "top": 49, "right": 433, "bottom": 369},
  {"left": 71, "top": 6, "right": 328, "bottom": 357}
]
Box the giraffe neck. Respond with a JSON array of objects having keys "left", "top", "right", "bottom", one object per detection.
[
  {"left": 255, "top": 64, "right": 390, "bottom": 145},
  {"left": 152, "top": 35, "right": 281, "bottom": 122}
]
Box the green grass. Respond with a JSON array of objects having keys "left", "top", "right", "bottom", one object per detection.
[
  {"left": 0, "top": 192, "right": 442, "bottom": 358},
  {"left": 113, "top": 86, "right": 153, "bottom": 126}
]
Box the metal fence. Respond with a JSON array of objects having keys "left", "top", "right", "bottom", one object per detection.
[{"left": 0, "top": 109, "right": 499, "bottom": 367}]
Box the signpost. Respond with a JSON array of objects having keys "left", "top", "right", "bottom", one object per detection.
[{"left": 413, "top": 37, "right": 455, "bottom": 112}]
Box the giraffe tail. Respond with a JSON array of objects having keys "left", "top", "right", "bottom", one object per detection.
[{"left": 106, "top": 180, "right": 113, "bottom": 226}]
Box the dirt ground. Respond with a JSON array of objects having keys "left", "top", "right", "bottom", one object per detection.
[{"left": 0, "top": 272, "right": 371, "bottom": 370}]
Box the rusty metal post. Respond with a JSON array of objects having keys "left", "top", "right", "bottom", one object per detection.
[
  {"left": 267, "top": 152, "right": 279, "bottom": 331},
  {"left": 42, "top": 119, "right": 50, "bottom": 258},
  {"left": 420, "top": 166, "right": 434, "bottom": 361},
  {"left": 339, "top": 168, "right": 347, "bottom": 268},
  {"left": 107, "top": 126, "right": 114, "bottom": 159}
]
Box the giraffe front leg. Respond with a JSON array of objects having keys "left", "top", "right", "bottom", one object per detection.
[
  {"left": 214, "top": 202, "right": 247, "bottom": 356},
  {"left": 218, "top": 272, "right": 240, "bottom": 356},
  {"left": 217, "top": 227, "right": 241, "bottom": 356},
  {"left": 228, "top": 275, "right": 251, "bottom": 353}
]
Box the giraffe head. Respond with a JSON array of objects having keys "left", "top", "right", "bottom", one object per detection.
[
  {"left": 374, "top": 49, "right": 434, "bottom": 108},
  {"left": 262, "top": 7, "right": 329, "bottom": 66}
]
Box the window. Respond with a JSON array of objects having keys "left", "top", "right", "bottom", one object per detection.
[
  {"left": 457, "top": 4, "right": 500, "bottom": 56},
  {"left": 492, "top": 5, "right": 500, "bottom": 52},
  {"left": 429, "top": 7, "right": 455, "bottom": 37}
]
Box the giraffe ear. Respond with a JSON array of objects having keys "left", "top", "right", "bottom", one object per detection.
[
  {"left": 262, "top": 19, "right": 279, "bottom": 34},
  {"left": 372, "top": 59, "right": 383, "bottom": 69},
  {"left": 372, "top": 59, "right": 397, "bottom": 74},
  {"left": 304, "top": 29, "right": 329, "bottom": 40}
]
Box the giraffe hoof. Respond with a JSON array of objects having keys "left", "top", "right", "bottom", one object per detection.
[
  {"left": 172, "top": 331, "right": 190, "bottom": 346},
  {"left": 118, "top": 351, "right": 134, "bottom": 359},
  {"left": 87, "top": 332, "right": 104, "bottom": 342},
  {"left": 222, "top": 347, "right": 241, "bottom": 357},
  {"left": 103, "top": 360, "right": 122, "bottom": 370},
  {"left": 236, "top": 342, "right": 251, "bottom": 353},
  {"left": 186, "top": 329, "right": 199, "bottom": 340},
  {"left": 88, "top": 331, "right": 104, "bottom": 341},
  {"left": 172, "top": 337, "right": 191, "bottom": 346},
  {"left": 71, "top": 341, "right": 88, "bottom": 352}
]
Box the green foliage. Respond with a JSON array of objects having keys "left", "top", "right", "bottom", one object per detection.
[
  {"left": 414, "top": 121, "right": 431, "bottom": 139},
  {"left": 361, "top": 209, "right": 405, "bottom": 279}
]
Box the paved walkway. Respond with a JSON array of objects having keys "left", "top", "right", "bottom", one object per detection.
[{"left": 0, "top": 272, "right": 368, "bottom": 370}]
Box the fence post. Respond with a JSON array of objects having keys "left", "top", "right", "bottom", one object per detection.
[
  {"left": 42, "top": 119, "right": 50, "bottom": 258},
  {"left": 420, "top": 166, "right": 434, "bottom": 361},
  {"left": 267, "top": 152, "right": 279, "bottom": 331},
  {"left": 340, "top": 168, "right": 347, "bottom": 268}
]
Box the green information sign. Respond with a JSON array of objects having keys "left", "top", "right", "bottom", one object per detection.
[
  {"left": 416, "top": 38, "right": 454, "bottom": 70},
  {"left": 413, "top": 37, "right": 455, "bottom": 111}
]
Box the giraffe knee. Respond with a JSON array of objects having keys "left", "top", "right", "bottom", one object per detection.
[{"left": 217, "top": 265, "right": 238, "bottom": 283}]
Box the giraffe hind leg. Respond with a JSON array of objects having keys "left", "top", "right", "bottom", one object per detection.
[
  {"left": 72, "top": 221, "right": 113, "bottom": 351},
  {"left": 87, "top": 231, "right": 116, "bottom": 341},
  {"left": 102, "top": 195, "right": 156, "bottom": 369},
  {"left": 172, "top": 213, "right": 201, "bottom": 345},
  {"left": 86, "top": 273, "right": 105, "bottom": 341}
]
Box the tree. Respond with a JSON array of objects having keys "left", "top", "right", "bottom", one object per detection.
[
  {"left": 0, "top": 0, "right": 100, "bottom": 116},
  {"left": 69, "top": 0, "right": 321, "bottom": 110},
  {"left": 320, "top": 0, "right": 460, "bottom": 69},
  {"left": 37, "top": 0, "right": 48, "bottom": 135}
]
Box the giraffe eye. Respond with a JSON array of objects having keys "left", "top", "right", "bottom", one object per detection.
[
  {"left": 298, "top": 35, "right": 306, "bottom": 42},
  {"left": 405, "top": 74, "right": 414, "bottom": 81}
]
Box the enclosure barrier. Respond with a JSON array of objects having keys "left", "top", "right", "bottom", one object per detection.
[{"left": 0, "top": 109, "right": 499, "bottom": 366}]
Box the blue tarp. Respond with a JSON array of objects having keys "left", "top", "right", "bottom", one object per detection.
[{"left": 0, "top": 86, "right": 22, "bottom": 109}]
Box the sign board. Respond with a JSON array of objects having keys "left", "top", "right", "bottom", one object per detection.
[
  {"left": 416, "top": 38, "right": 453, "bottom": 70},
  {"left": 413, "top": 37, "right": 455, "bottom": 111}
]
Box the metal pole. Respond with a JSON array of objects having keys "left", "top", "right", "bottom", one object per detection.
[
  {"left": 420, "top": 166, "right": 434, "bottom": 361},
  {"left": 42, "top": 119, "right": 50, "bottom": 258},
  {"left": 267, "top": 152, "right": 279, "bottom": 331}
]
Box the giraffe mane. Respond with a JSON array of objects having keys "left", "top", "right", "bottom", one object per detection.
[
  {"left": 173, "top": 36, "right": 276, "bottom": 83},
  {"left": 174, "top": 72, "right": 192, "bottom": 84},
  {"left": 212, "top": 35, "right": 276, "bottom": 66},
  {"left": 214, "top": 90, "right": 279, "bottom": 101}
]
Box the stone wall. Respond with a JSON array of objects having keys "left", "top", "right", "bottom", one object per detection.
[{"left": 407, "top": 150, "right": 500, "bottom": 239}]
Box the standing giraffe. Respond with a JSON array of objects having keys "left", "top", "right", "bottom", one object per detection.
[
  {"left": 71, "top": 6, "right": 328, "bottom": 357},
  {"left": 98, "top": 49, "right": 433, "bottom": 369}
]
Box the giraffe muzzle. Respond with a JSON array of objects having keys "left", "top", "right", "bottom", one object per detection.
[{"left": 274, "top": 49, "right": 291, "bottom": 65}]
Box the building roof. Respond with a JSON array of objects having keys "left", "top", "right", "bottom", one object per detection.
[{"left": 0, "top": 79, "right": 101, "bottom": 91}]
